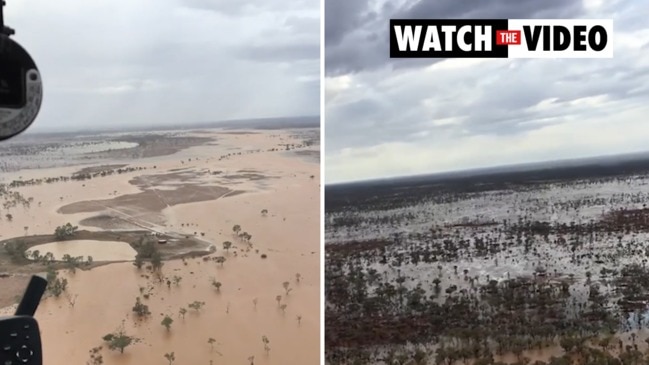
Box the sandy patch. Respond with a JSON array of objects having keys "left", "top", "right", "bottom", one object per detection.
[
  {"left": 57, "top": 185, "right": 239, "bottom": 230},
  {"left": 59, "top": 185, "right": 233, "bottom": 215}
]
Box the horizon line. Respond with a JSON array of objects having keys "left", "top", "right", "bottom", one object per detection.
[
  {"left": 325, "top": 149, "right": 649, "bottom": 186},
  {"left": 22, "top": 114, "right": 320, "bottom": 136}
]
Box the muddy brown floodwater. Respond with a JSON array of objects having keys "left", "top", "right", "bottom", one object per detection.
[{"left": 0, "top": 128, "right": 320, "bottom": 365}]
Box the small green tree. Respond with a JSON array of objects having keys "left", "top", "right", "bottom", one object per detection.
[
  {"left": 103, "top": 327, "right": 138, "bottom": 354},
  {"left": 50, "top": 277, "right": 68, "bottom": 297},
  {"left": 223, "top": 241, "right": 232, "bottom": 252},
  {"left": 164, "top": 352, "right": 175, "bottom": 365},
  {"left": 45, "top": 265, "right": 57, "bottom": 283},
  {"left": 161, "top": 315, "right": 173, "bottom": 331},
  {"left": 211, "top": 279, "right": 222, "bottom": 292},
  {"left": 178, "top": 307, "right": 187, "bottom": 319},
  {"left": 208, "top": 337, "right": 216, "bottom": 351},
  {"left": 54, "top": 223, "right": 78, "bottom": 240},
  {"left": 262, "top": 335, "right": 270, "bottom": 353},
  {"left": 261, "top": 209, "right": 268, "bottom": 216},
  {"left": 282, "top": 281, "right": 292, "bottom": 295},
  {"left": 46, "top": 266, "right": 68, "bottom": 297},
  {"left": 188, "top": 301, "right": 205, "bottom": 312},
  {"left": 42, "top": 252, "right": 54, "bottom": 264},
  {"left": 232, "top": 225, "right": 241, "bottom": 235},
  {"left": 132, "top": 297, "right": 150, "bottom": 318},
  {"left": 172, "top": 275, "right": 182, "bottom": 286},
  {"left": 62, "top": 254, "right": 83, "bottom": 274},
  {"left": 215, "top": 256, "right": 226, "bottom": 267}
]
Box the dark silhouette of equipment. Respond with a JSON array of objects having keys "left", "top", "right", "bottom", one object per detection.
[
  {"left": 0, "top": 0, "right": 43, "bottom": 141},
  {"left": 0, "top": 275, "right": 47, "bottom": 365}
]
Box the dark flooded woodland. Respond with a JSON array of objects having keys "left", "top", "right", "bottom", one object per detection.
[{"left": 325, "top": 156, "right": 649, "bottom": 365}]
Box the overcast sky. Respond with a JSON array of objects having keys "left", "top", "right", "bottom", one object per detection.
[
  {"left": 325, "top": 0, "right": 649, "bottom": 184},
  {"left": 5, "top": 0, "right": 319, "bottom": 133}
]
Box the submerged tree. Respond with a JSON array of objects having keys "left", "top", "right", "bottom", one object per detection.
[
  {"left": 132, "top": 297, "right": 150, "bottom": 318},
  {"left": 161, "top": 315, "right": 173, "bottom": 331},
  {"left": 262, "top": 335, "right": 270, "bottom": 353},
  {"left": 282, "top": 281, "right": 292, "bottom": 295},
  {"left": 211, "top": 278, "right": 222, "bottom": 292},
  {"left": 188, "top": 301, "right": 205, "bottom": 312},
  {"left": 223, "top": 241, "right": 232, "bottom": 252},
  {"left": 164, "top": 352, "right": 175, "bottom": 365},
  {"left": 102, "top": 325, "right": 138, "bottom": 354}
]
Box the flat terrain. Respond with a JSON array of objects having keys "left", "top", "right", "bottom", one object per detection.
[
  {"left": 0, "top": 126, "right": 320, "bottom": 365},
  {"left": 325, "top": 156, "right": 649, "bottom": 365}
]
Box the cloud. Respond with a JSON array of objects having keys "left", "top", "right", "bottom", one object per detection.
[
  {"left": 4, "top": 0, "right": 319, "bottom": 133},
  {"left": 325, "top": 0, "right": 649, "bottom": 183},
  {"left": 327, "top": 104, "right": 649, "bottom": 183},
  {"left": 180, "top": 0, "right": 315, "bottom": 16}
]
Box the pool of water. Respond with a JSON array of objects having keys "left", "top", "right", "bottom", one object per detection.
[{"left": 26, "top": 240, "right": 137, "bottom": 262}]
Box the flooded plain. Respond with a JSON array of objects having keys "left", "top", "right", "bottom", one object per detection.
[
  {"left": 325, "top": 160, "right": 649, "bottom": 365},
  {"left": 0, "top": 127, "right": 320, "bottom": 365}
]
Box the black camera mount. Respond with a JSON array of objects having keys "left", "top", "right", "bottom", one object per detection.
[
  {"left": 0, "top": 275, "right": 47, "bottom": 365},
  {"left": 0, "top": 0, "right": 43, "bottom": 141}
]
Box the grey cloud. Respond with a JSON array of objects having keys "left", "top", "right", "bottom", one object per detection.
[
  {"left": 284, "top": 15, "right": 320, "bottom": 33},
  {"left": 325, "top": 0, "right": 649, "bottom": 182},
  {"left": 325, "top": 0, "right": 372, "bottom": 46},
  {"left": 397, "top": 0, "right": 583, "bottom": 21},
  {"left": 7, "top": 0, "right": 319, "bottom": 133},
  {"left": 238, "top": 43, "right": 320, "bottom": 63},
  {"left": 326, "top": 42, "right": 649, "bottom": 156},
  {"left": 180, "top": 0, "right": 314, "bottom": 15}
]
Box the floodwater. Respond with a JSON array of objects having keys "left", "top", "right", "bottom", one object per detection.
[
  {"left": 26, "top": 240, "right": 137, "bottom": 261},
  {"left": 40, "top": 141, "right": 138, "bottom": 156}
]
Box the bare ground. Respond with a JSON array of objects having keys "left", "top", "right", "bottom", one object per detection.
[{"left": 58, "top": 185, "right": 236, "bottom": 215}]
